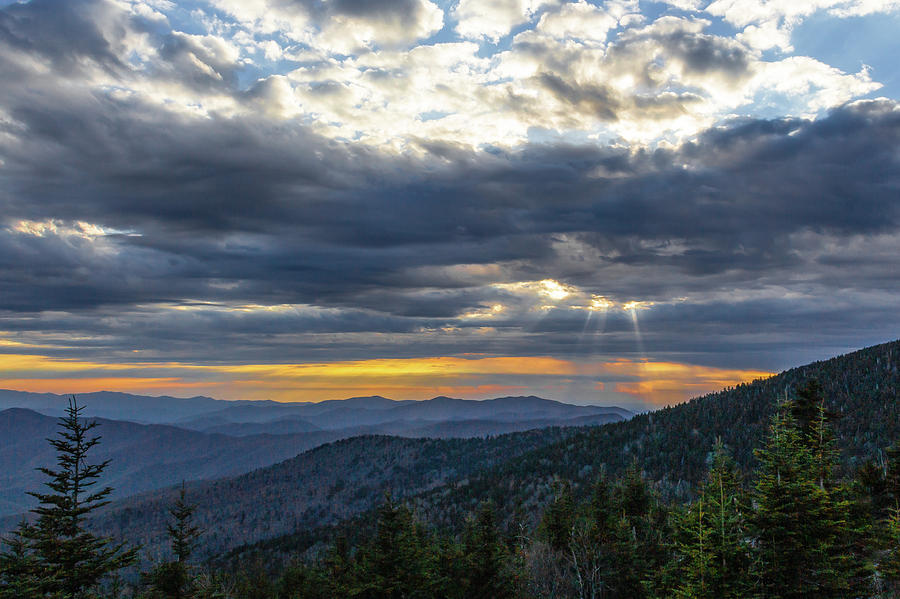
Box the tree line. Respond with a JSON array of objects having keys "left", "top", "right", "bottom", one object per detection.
[{"left": 2, "top": 383, "right": 900, "bottom": 598}]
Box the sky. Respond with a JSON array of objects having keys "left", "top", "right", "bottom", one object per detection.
[{"left": 0, "top": 0, "right": 898, "bottom": 410}]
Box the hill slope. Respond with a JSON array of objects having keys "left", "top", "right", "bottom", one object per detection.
[
  {"left": 85, "top": 428, "right": 581, "bottom": 560},
  {"left": 228, "top": 339, "right": 900, "bottom": 563},
  {"left": 412, "top": 338, "right": 900, "bottom": 530},
  {"left": 0, "top": 409, "right": 346, "bottom": 517}
]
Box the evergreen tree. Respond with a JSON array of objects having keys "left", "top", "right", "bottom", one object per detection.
[
  {"left": 350, "top": 496, "right": 438, "bottom": 598},
  {"left": 887, "top": 442, "right": 900, "bottom": 510},
  {"left": 143, "top": 483, "right": 203, "bottom": 598},
  {"left": 752, "top": 409, "right": 827, "bottom": 598},
  {"left": 861, "top": 443, "right": 900, "bottom": 598},
  {"left": 538, "top": 480, "right": 576, "bottom": 552},
  {"left": 460, "top": 502, "right": 514, "bottom": 599},
  {"left": 12, "top": 396, "right": 136, "bottom": 598},
  {"left": 881, "top": 508, "right": 900, "bottom": 597},
  {"left": 669, "top": 442, "right": 752, "bottom": 599},
  {"left": 234, "top": 557, "right": 276, "bottom": 599},
  {"left": 276, "top": 561, "right": 333, "bottom": 599},
  {"left": 168, "top": 484, "right": 202, "bottom": 564},
  {"left": 790, "top": 379, "right": 832, "bottom": 436},
  {"left": 0, "top": 523, "right": 49, "bottom": 598},
  {"left": 610, "top": 462, "right": 668, "bottom": 598},
  {"left": 751, "top": 405, "right": 864, "bottom": 598},
  {"left": 578, "top": 473, "right": 618, "bottom": 598}
]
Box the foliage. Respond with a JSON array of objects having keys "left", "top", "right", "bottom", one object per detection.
[
  {"left": 668, "top": 442, "right": 752, "bottom": 598},
  {"left": 207, "top": 372, "right": 896, "bottom": 599},
  {"left": 142, "top": 483, "right": 203, "bottom": 598},
  {"left": 4, "top": 340, "right": 900, "bottom": 599},
  {"left": 0, "top": 396, "right": 136, "bottom": 598}
]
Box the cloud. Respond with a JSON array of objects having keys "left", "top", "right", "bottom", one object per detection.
[
  {"left": 453, "top": 0, "right": 556, "bottom": 42},
  {"left": 3, "top": 0, "right": 881, "bottom": 149},
  {"left": 705, "top": 0, "right": 900, "bottom": 50},
  {"left": 210, "top": 0, "right": 444, "bottom": 53},
  {"left": 0, "top": 88, "right": 898, "bottom": 377},
  {"left": 0, "top": 0, "right": 897, "bottom": 405},
  {"left": 535, "top": 1, "right": 619, "bottom": 42}
]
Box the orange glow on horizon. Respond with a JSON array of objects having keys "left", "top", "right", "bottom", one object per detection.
[
  {"left": 606, "top": 360, "right": 774, "bottom": 406},
  {"left": 0, "top": 349, "right": 774, "bottom": 406}
]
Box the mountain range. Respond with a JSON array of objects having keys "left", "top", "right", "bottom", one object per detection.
[
  {"left": 0, "top": 394, "right": 629, "bottom": 517},
  {"left": 3, "top": 339, "right": 897, "bottom": 572},
  {"left": 111, "top": 338, "right": 900, "bottom": 567}
]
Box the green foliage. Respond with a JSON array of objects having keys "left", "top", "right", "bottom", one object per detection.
[
  {"left": 460, "top": 503, "right": 515, "bottom": 599},
  {"left": 0, "top": 523, "right": 51, "bottom": 598},
  {"left": 7, "top": 342, "right": 899, "bottom": 599},
  {"left": 537, "top": 481, "right": 575, "bottom": 552},
  {"left": 275, "top": 561, "right": 333, "bottom": 599},
  {"left": 751, "top": 404, "right": 868, "bottom": 598},
  {"left": 881, "top": 508, "right": 900, "bottom": 596},
  {"left": 864, "top": 442, "right": 900, "bottom": 597},
  {"left": 221, "top": 341, "right": 900, "bottom": 571},
  {"left": 668, "top": 442, "right": 752, "bottom": 599},
  {"left": 348, "top": 497, "right": 442, "bottom": 598},
  {"left": 142, "top": 561, "right": 195, "bottom": 599},
  {"left": 168, "top": 484, "right": 203, "bottom": 565},
  {"left": 142, "top": 484, "right": 204, "bottom": 598},
  {"left": 0, "top": 396, "right": 136, "bottom": 598}
]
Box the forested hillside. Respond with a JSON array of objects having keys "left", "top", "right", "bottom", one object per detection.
[
  {"left": 411, "top": 338, "right": 900, "bottom": 531},
  {"left": 0, "top": 409, "right": 346, "bottom": 517},
  {"left": 87, "top": 428, "right": 581, "bottom": 560},
  {"left": 228, "top": 339, "right": 900, "bottom": 564},
  {"left": 0, "top": 395, "right": 628, "bottom": 518},
  {"left": 2, "top": 340, "right": 898, "bottom": 598}
]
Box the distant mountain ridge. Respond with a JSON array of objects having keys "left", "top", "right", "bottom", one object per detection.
[
  {"left": 0, "top": 393, "right": 629, "bottom": 517},
  {"left": 0, "top": 408, "right": 348, "bottom": 517},
  {"left": 135, "top": 338, "right": 900, "bottom": 566},
  {"left": 0, "top": 389, "right": 630, "bottom": 436}
]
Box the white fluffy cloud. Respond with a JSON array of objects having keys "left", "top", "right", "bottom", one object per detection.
[
  {"left": 706, "top": 0, "right": 900, "bottom": 50},
  {"left": 535, "top": 1, "right": 620, "bottom": 43},
  {"left": 453, "top": 0, "right": 555, "bottom": 41},
  {"left": 210, "top": 0, "right": 445, "bottom": 52},
  {"left": 0, "top": 0, "right": 889, "bottom": 148}
]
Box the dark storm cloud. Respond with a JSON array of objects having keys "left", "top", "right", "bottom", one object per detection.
[
  {"left": 0, "top": 0, "right": 899, "bottom": 368},
  {"left": 2, "top": 94, "right": 899, "bottom": 314},
  {"left": 0, "top": 0, "right": 127, "bottom": 77}
]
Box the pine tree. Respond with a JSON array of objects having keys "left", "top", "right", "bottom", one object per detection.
[
  {"left": 14, "top": 396, "right": 136, "bottom": 597},
  {"left": 168, "top": 484, "right": 202, "bottom": 565},
  {"left": 538, "top": 480, "right": 575, "bottom": 552},
  {"left": 881, "top": 508, "right": 900, "bottom": 597},
  {"left": 349, "top": 496, "right": 438, "bottom": 598},
  {"left": 0, "top": 523, "right": 49, "bottom": 598},
  {"left": 751, "top": 404, "right": 864, "bottom": 599},
  {"left": 864, "top": 443, "right": 900, "bottom": 598},
  {"left": 670, "top": 442, "right": 752, "bottom": 599},
  {"left": 752, "top": 409, "right": 828, "bottom": 598},
  {"left": 276, "top": 560, "right": 333, "bottom": 599},
  {"left": 790, "top": 379, "right": 832, "bottom": 436},
  {"left": 460, "top": 502, "right": 514, "bottom": 599},
  {"left": 611, "top": 462, "right": 665, "bottom": 598},
  {"left": 143, "top": 483, "right": 203, "bottom": 598},
  {"left": 887, "top": 442, "right": 900, "bottom": 510}
]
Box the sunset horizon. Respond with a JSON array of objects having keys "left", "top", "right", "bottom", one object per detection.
[{"left": 2, "top": 0, "right": 899, "bottom": 411}]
